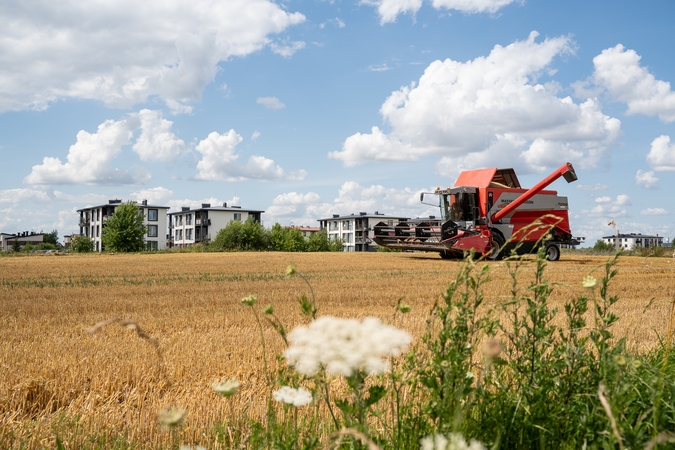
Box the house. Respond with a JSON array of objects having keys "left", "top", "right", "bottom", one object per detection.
[
  {"left": 1, "top": 232, "right": 45, "bottom": 251},
  {"left": 318, "top": 212, "right": 409, "bottom": 252},
  {"left": 285, "top": 226, "right": 321, "bottom": 238},
  {"left": 77, "top": 199, "right": 169, "bottom": 252},
  {"left": 63, "top": 234, "right": 73, "bottom": 249},
  {"left": 168, "top": 202, "right": 264, "bottom": 248},
  {"left": 602, "top": 233, "right": 663, "bottom": 250}
]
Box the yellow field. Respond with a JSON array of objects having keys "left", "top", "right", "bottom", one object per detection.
[{"left": 1, "top": 251, "right": 674, "bottom": 448}]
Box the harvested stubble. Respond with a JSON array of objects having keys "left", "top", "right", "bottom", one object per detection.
[{"left": 0, "top": 251, "right": 674, "bottom": 448}]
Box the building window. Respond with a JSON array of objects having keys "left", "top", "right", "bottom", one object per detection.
[
  {"left": 147, "top": 225, "right": 158, "bottom": 237},
  {"left": 96, "top": 226, "right": 99, "bottom": 237},
  {"left": 387, "top": 220, "right": 394, "bottom": 226},
  {"left": 176, "top": 229, "right": 183, "bottom": 240},
  {"left": 91, "top": 226, "right": 94, "bottom": 237},
  {"left": 196, "top": 228, "right": 200, "bottom": 239},
  {"left": 146, "top": 241, "right": 158, "bottom": 251},
  {"left": 234, "top": 213, "right": 242, "bottom": 221},
  {"left": 187, "top": 229, "right": 193, "bottom": 240},
  {"left": 186, "top": 214, "right": 193, "bottom": 225},
  {"left": 177, "top": 215, "right": 183, "bottom": 225},
  {"left": 96, "top": 209, "right": 100, "bottom": 221},
  {"left": 148, "top": 209, "right": 158, "bottom": 221},
  {"left": 342, "top": 233, "right": 352, "bottom": 244}
]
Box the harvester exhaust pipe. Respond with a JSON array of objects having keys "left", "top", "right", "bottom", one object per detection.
[{"left": 491, "top": 162, "right": 577, "bottom": 223}]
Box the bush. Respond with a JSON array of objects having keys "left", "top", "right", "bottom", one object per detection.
[
  {"left": 101, "top": 202, "right": 147, "bottom": 252},
  {"left": 211, "top": 218, "right": 269, "bottom": 251},
  {"left": 593, "top": 239, "right": 616, "bottom": 253},
  {"left": 71, "top": 235, "right": 94, "bottom": 253},
  {"left": 269, "top": 224, "right": 307, "bottom": 252},
  {"left": 34, "top": 243, "right": 57, "bottom": 251}
]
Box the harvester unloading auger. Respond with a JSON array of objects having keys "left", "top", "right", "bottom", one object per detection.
[{"left": 372, "top": 162, "right": 581, "bottom": 261}]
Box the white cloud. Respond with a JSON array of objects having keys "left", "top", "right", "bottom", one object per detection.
[
  {"left": 576, "top": 183, "right": 609, "bottom": 191},
  {"left": 257, "top": 97, "right": 286, "bottom": 109},
  {"left": 270, "top": 40, "right": 306, "bottom": 58},
  {"left": 0, "top": 188, "right": 50, "bottom": 204},
  {"left": 167, "top": 196, "right": 240, "bottom": 213},
  {"left": 52, "top": 191, "right": 109, "bottom": 204},
  {"left": 583, "top": 194, "right": 631, "bottom": 218},
  {"left": 363, "top": 0, "right": 518, "bottom": 24},
  {"left": 590, "top": 45, "right": 675, "bottom": 122},
  {"left": 24, "top": 118, "right": 150, "bottom": 185},
  {"left": 130, "top": 186, "right": 175, "bottom": 205},
  {"left": 131, "top": 110, "right": 185, "bottom": 162},
  {"left": 635, "top": 169, "right": 659, "bottom": 189},
  {"left": 0, "top": 1, "right": 305, "bottom": 113},
  {"left": 320, "top": 18, "right": 346, "bottom": 29},
  {"left": 194, "top": 130, "right": 306, "bottom": 181},
  {"left": 368, "top": 63, "right": 394, "bottom": 72},
  {"left": 264, "top": 181, "right": 435, "bottom": 225},
  {"left": 251, "top": 131, "right": 261, "bottom": 141},
  {"left": 646, "top": 135, "right": 675, "bottom": 171},
  {"left": 640, "top": 208, "right": 668, "bottom": 216},
  {"left": 331, "top": 32, "right": 620, "bottom": 174}
]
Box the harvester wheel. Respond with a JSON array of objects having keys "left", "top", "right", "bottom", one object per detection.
[
  {"left": 545, "top": 243, "right": 560, "bottom": 261},
  {"left": 487, "top": 233, "right": 505, "bottom": 261}
]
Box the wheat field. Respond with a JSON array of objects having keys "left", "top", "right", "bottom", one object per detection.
[{"left": 1, "top": 251, "right": 674, "bottom": 448}]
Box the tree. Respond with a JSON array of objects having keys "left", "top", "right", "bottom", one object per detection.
[
  {"left": 211, "top": 218, "right": 269, "bottom": 251},
  {"left": 306, "top": 229, "right": 343, "bottom": 252},
  {"left": 43, "top": 229, "right": 59, "bottom": 246},
  {"left": 71, "top": 235, "right": 94, "bottom": 253},
  {"left": 592, "top": 239, "right": 615, "bottom": 253},
  {"left": 269, "top": 224, "right": 307, "bottom": 252},
  {"left": 11, "top": 239, "right": 20, "bottom": 252},
  {"left": 101, "top": 202, "right": 147, "bottom": 252}
]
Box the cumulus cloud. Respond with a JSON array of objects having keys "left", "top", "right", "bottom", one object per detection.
[
  {"left": 646, "top": 135, "right": 675, "bottom": 171},
  {"left": 0, "top": 1, "right": 305, "bottom": 113},
  {"left": 0, "top": 188, "right": 50, "bottom": 204},
  {"left": 257, "top": 97, "right": 286, "bottom": 109},
  {"left": 131, "top": 110, "right": 185, "bottom": 162},
  {"left": 362, "top": 0, "right": 518, "bottom": 24},
  {"left": 264, "top": 181, "right": 435, "bottom": 225},
  {"left": 589, "top": 45, "right": 675, "bottom": 122},
  {"left": 331, "top": 32, "right": 620, "bottom": 175},
  {"left": 194, "top": 130, "right": 306, "bottom": 181},
  {"left": 635, "top": 169, "right": 659, "bottom": 189},
  {"left": 270, "top": 40, "right": 306, "bottom": 58},
  {"left": 583, "top": 194, "right": 631, "bottom": 218},
  {"left": 320, "top": 18, "right": 346, "bottom": 29},
  {"left": 641, "top": 208, "right": 668, "bottom": 216},
  {"left": 130, "top": 186, "right": 175, "bottom": 205},
  {"left": 24, "top": 118, "right": 150, "bottom": 185},
  {"left": 576, "top": 183, "right": 609, "bottom": 191}
]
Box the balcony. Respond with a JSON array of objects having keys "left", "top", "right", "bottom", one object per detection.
[
  {"left": 79, "top": 219, "right": 90, "bottom": 228},
  {"left": 196, "top": 218, "right": 211, "bottom": 226}
]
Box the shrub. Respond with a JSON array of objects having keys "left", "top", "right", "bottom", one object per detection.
[
  {"left": 34, "top": 243, "right": 57, "bottom": 251},
  {"left": 211, "top": 218, "right": 269, "bottom": 251},
  {"left": 70, "top": 235, "right": 94, "bottom": 253},
  {"left": 593, "top": 239, "right": 616, "bottom": 253},
  {"left": 269, "top": 224, "right": 307, "bottom": 252}
]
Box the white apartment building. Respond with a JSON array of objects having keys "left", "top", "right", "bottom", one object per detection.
[
  {"left": 168, "top": 202, "right": 264, "bottom": 248},
  {"left": 318, "top": 212, "right": 409, "bottom": 252},
  {"left": 602, "top": 233, "right": 663, "bottom": 250},
  {"left": 77, "top": 199, "right": 169, "bottom": 252}
]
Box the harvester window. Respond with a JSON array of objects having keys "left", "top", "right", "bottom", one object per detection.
[{"left": 447, "top": 191, "right": 478, "bottom": 222}]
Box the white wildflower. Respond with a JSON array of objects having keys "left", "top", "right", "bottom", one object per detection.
[
  {"left": 420, "top": 433, "right": 486, "bottom": 450},
  {"left": 284, "top": 316, "right": 412, "bottom": 377},
  {"left": 212, "top": 378, "right": 240, "bottom": 397},
  {"left": 157, "top": 406, "right": 185, "bottom": 428},
  {"left": 272, "top": 386, "right": 313, "bottom": 407},
  {"left": 582, "top": 276, "right": 597, "bottom": 289}
]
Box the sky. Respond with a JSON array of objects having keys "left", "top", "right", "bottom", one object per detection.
[{"left": 1, "top": 0, "right": 674, "bottom": 246}]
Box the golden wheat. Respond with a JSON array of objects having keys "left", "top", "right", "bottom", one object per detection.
[{"left": 1, "top": 252, "right": 673, "bottom": 448}]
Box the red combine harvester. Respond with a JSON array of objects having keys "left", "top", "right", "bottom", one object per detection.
[{"left": 372, "top": 162, "right": 580, "bottom": 261}]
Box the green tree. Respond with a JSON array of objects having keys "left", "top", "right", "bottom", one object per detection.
[
  {"left": 592, "top": 239, "right": 615, "bottom": 253},
  {"left": 43, "top": 229, "right": 59, "bottom": 246},
  {"left": 212, "top": 218, "right": 269, "bottom": 251},
  {"left": 269, "top": 224, "right": 307, "bottom": 252},
  {"left": 71, "top": 235, "right": 94, "bottom": 253},
  {"left": 11, "top": 239, "right": 20, "bottom": 252},
  {"left": 101, "top": 202, "right": 147, "bottom": 252}
]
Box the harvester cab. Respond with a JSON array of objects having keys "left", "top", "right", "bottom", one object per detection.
[{"left": 373, "top": 162, "right": 580, "bottom": 261}]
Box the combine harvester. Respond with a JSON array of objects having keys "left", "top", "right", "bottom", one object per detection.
[{"left": 373, "top": 162, "right": 581, "bottom": 261}]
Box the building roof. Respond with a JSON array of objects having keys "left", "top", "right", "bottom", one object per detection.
[
  {"left": 285, "top": 226, "right": 321, "bottom": 231},
  {"left": 318, "top": 212, "right": 409, "bottom": 221},
  {"left": 602, "top": 233, "right": 663, "bottom": 239},
  {"left": 167, "top": 204, "right": 264, "bottom": 214},
  {"left": 77, "top": 200, "right": 169, "bottom": 212}
]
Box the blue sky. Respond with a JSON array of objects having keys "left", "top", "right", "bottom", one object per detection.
[{"left": 1, "top": 0, "right": 674, "bottom": 245}]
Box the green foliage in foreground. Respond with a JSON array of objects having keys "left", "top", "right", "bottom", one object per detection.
[
  {"left": 231, "top": 251, "right": 675, "bottom": 450},
  {"left": 208, "top": 219, "right": 343, "bottom": 252},
  {"left": 101, "top": 202, "right": 146, "bottom": 252}
]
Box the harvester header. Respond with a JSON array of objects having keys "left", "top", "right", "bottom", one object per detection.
[{"left": 373, "top": 162, "right": 580, "bottom": 261}]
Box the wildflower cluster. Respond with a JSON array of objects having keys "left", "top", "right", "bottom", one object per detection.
[
  {"left": 273, "top": 386, "right": 313, "bottom": 407},
  {"left": 420, "top": 433, "right": 486, "bottom": 450},
  {"left": 284, "top": 316, "right": 412, "bottom": 376}
]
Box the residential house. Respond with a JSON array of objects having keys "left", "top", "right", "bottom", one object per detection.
[
  {"left": 318, "top": 212, "right": 409, "bottom": 252},
  {"left": 77, "top": 199, "right": 169, "bottom": 252},
  {"left": 168, "top": 203, "right": 264, "bottom": 248},
  {"left": 1, "top": 232, "right": 45, "bottom": 251},
  {"left": 602, "top": 233, "right": 663, "bottom": 250}
]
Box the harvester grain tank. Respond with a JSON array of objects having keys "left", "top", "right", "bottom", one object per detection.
[{"left": 372, "top": 162, "right": 579, "bottom": 261}]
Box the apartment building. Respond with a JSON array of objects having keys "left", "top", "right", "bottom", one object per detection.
[
  {"left": 318, "top": 212, "right": 409, "bottom": 252},
  {"left": 602, "top": 233, "right": 663, "bottom": 250},
  {"left": 168, "top": 202, "right": 264, "bottom": 248},
  {"left": 1, "top": 232, "right": 45, "bottom": 251},
  {"left": 77, "top": 199, "right": 169, "bottom": 251}
]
